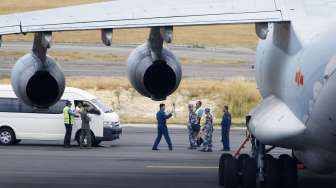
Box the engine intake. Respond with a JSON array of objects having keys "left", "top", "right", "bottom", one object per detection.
[
  {"left": 11, "top": 53, "right": 65, "bottom": 108},
  {"left": 127, "top": 43, "right": 182, "bottom": 101}
]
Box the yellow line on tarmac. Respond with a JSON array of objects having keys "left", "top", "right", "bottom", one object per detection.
[{"left": 146, "top": 165, "right": 218, "bottom": 169}]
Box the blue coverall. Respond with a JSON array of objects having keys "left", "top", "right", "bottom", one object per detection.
[
  {"left": 152, "top": 110, "right": 173, "bottom": 150},
  {"left": 221, "top": 111, "right": 232, "bottom": 151}
]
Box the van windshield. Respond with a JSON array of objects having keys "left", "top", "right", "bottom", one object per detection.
[{"left": 91, "top": 99, "right": 113, "bottom": 113}]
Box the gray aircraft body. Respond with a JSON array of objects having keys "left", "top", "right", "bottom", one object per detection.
[{"left": 0, "top": 0, "right": 335, "bottom": 187}]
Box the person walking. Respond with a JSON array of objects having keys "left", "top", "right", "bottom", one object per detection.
[
  {"left": 221, "top": 105, "right": 232, "bottom": 151},
  {"left": 187, "top": 104, "right": 197, "bottom": 149},
  {"left": 200, "top": 108, "right": 214, "bottom": 152},
  {"left": 152, "top": 103, "right": 173, "bottom": 151},
  {"left": 63, "top": 100, "right": 79, "bottom": 148},
  {"left": 79, "top": 104, "right": 92, "bottom": 149}
]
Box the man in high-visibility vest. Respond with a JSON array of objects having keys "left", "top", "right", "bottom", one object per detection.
[
  {"left": 200, "top": 110, "right": 207, "bottom": 128},
  {"left": 63, "top": 100, "right": 79, "bottom": 148}
]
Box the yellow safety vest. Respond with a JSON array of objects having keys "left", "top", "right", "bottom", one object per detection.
[
  {"left": 63, "top": 106, "right": 74, "bottom": 125},
  {"left": 200, "top": 113, "right": 206, "bottom": 127},
  {"left": 196, "top": 107, "right": 205, "bottom": 126}
]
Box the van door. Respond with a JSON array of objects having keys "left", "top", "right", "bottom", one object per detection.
[
  {"left": 19, "top": 100, "right": 67, "bottom": 140},
  {"left": 74, "top": 100, "right": 104, "bottom": 138}
]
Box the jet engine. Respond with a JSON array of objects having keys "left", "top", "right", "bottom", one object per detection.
[
  {"left": 11, "top": 53, "right": 65, "bottom": 108},
  {"left": 127, "top": 43, "right": 182, "bottom": 101}
]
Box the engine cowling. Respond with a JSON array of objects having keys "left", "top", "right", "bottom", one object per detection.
[
  {"left": 127, "top": 43, "right": 182, "bottom": 101},
  {"left": 11, "top": 53, "right": 65, "bottom": 108}
]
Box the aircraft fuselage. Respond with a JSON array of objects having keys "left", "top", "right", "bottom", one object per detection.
[{"left": 254, "top": 8, "right": 336, "bottom": 173}]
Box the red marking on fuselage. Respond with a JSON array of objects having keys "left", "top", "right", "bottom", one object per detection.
[{"left": 295, "top": 69, "right": 304, "bottom": 87}]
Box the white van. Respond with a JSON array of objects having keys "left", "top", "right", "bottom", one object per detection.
[{"left": 0, "top": 85, "right": 122, "bottom": 146}]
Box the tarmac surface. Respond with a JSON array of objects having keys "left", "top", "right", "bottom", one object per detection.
[
  {"left": 0, "top": 42, "right": 255, "bottom": 80},
  {"left": 0, "top": 125, "right": 335, "bottom": 188}
]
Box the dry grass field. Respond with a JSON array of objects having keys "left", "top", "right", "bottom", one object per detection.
[
  {"left": 0, "top": 0, "right": 259, "bottom": 48},
  {"left": 0, "top": 0, "right": 103, "bottom": 14},
  {"left": 0, "top": 50, "right": 243, "bottom": 65},
  {"left": 0, "top": 78, "right": 261, "bottom": 125}
]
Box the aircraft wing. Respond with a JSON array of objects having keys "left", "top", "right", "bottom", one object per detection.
[
  {"left": 0, "top": 0, "right": 289, "bottom": 35},
  {"left": 0, "top": 15, "right": 21, "bottom": 35}
]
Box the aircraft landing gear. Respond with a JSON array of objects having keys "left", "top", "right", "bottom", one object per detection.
[
  {"left": 218, "top": 154, "right": 239, "bottom": 188},
  {"left": 218, "top": 139, "right": 298, "bottom": 188},
  {"left": 218, "top": 153, "right": 257, "bottom": 188},
  {"left": 279, "top": 154, "right": 298, "bottom": 188}
]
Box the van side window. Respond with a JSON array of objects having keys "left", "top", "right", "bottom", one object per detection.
[
  {"left": 22, "top": 100, "right": 67, "bottom": 114},
  {"left": 0, "top": 98, "right": 67, "bottom": 114},
  {"left": 0, "top": 98, "right": 21, "bottom": 112},
  {"left": 74, "top": 100, "right": 100, "bottom": 115},
  {"left": 49, "top": 100, "right": 67, "bottom": 114}
]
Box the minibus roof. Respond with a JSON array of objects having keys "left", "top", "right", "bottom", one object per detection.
[
  {"left": 64, "top": 87, "right": 97, "bottom": 100},
  {"left": 0, "top": 85, "right": 97, "bottom": 101}
]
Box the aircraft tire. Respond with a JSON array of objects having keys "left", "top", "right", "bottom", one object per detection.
[
  {"left": 219, "top": 153, "right": 233, "bottom": 186},
  {"left": 279, "top": 154, "right": 298, "bottom": 188},
  {"left": 264, "top": 156, "right": 280, "bottom": 188},
  {"left": 241, "top": 157, "right": 257, "bottom": 188},
  {"left": 264, "top": 154, "right": 274, "bottom": 161},
  {"left": 237, "top": 154, "right": 250, "bottom": 171},
  {"left": 222, "top": 155, "right": 239, "bottom": 188}
]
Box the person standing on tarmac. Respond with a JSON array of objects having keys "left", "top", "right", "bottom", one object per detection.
[
  {"left": 152, "top": 103, "right": 173, "bottom": 151},
  {"left": 187, "top": 104, "right": 197, "bottom": 149},
  {"left": 63, "top": 101, "right": 79, "bottom": 148},
  {"left": 221, "top": 105, "right": 232, "bottom": 151},
  {"left": 200, "top": 108, "right": 213, "bottom": 152},
  {"left": 79, "top": 104, "right": 92, "bottom": 149},
  {"left": 195, "top": 101, "right": 204, "bottom": 146}
]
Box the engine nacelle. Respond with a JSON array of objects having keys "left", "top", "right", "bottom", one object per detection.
[
  {"left": 11, "top": 53, "right": 65, "bottom": 108},
  {"left": 127, "top": 43, "right": 182, "bottom": 101}
]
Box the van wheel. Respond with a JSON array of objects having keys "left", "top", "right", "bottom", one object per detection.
[
  {"left": 76, "top": 131, "right": 99, "bottom": 147},
  {"left": 0, "top": 128, "right": 15, "bottom": 145}
]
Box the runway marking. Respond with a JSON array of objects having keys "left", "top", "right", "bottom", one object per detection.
[{"left": 146, "top": 165, "right": 218, "bottom": 169}]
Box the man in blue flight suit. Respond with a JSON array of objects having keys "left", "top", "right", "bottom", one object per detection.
[
  {"left": 221, "top": 105, "right": 232, "bottom": 151},
  {"left": 152, "top": 103, "right": 173, "bottom": 151}
]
